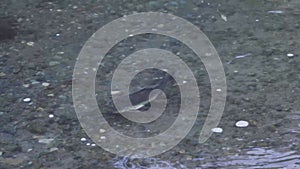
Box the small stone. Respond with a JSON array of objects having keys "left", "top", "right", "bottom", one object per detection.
[
  {"left": 38, "top": 138, "right": 54, "bottom": 144},
  {"left": 49, "top": 61, "right": 60, "bottom": 66},
  {"left": 27, "top": 149, "right": 32, "bottom": 152},
  {"left": 287, "top": 53, "right": 294, "bottom": 58},
  {"left": 31, "top": 80, "right": 40, "bottom": 85},
  {"left": 27, "top": 121, "right": 46, "bottom": 134},
  {"left": 235, "top": 120, "right": 249, "bottom": 128},
  {"left": 80, "top": 138, "right": 87, "bottom": 142},
  {"left": 0, "top": 112, "right": 3, "bottom": 115},
  {"left": 49, "top": 147, "right": 58, "bottom": 152},
  {"left": 23, "top": 98, "right": 31, "bottom": 103},
  {"left": 58, "top": 95, "right": 66, "bottom": 100},
  {"left": 42, "top": 82, "right": 50, "bottom": 87},
  {"left": 179, "top": 149, "right": 186, "bottom": 154},
  {"left": 48, "top": 114, "right": 54, "bottom": 118},
  {"left": 0, "top": 72, "right": 6, "bottom": 77},
  {"left": 100, "top": 136, "right": 106, "bottom": 140},
  {"left": 186, "top": 155, "right": 193, "bottom": 160},
  {"left": 99, "top": 129, "right": 106, "bottom": 133},
  {"left": 149, "top": 1, "right": 162, "bottom": 9},
  {"left": 86, "top": 143, "right": 91, "bottom": 146},
  {"left": 0, "top": 151, "right": 2, "bottom": 156},
  {"left": 26, "top": 42, "right": 35, "bottom": 46},
  {"left": 23, "top": 84, "right": 30, "bottom": 88},
  {"left": 157, "top": 24, "right": 164, "bottom": 28},
  {"left": 216, "top": 89, "right": 222, "bottom": 92},
  {"left": 211, "top": 127, "right": 223, "bottom": 133},
  {"left": 47, "top": 93, "right": 54, "bottom": 97},
  {"left": 91, "top": 144, "right": 96, "bottom": 147},
  {"left": 17, "top": 18, "right": 23, "bottom": 23},
  {"left": 111, "top": 91, "right": 121, "bottom": 95}
]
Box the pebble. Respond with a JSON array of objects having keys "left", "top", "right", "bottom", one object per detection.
[
  {"left": 0, "top": 112, "right": 3, "bottom": 116},
  {"left": 91, "top": 143, "right": 96, "bottom": 147},
  {"left": 23, "top": 84, "right": 30, "bottom": 88},
  {"left": 0, "top": 151, "right": 2, "bottom": 156},
  {"left": 26, "top": 42, "right": 35, "bottom": 46},
  {"left": 23, "top": 98, "right": 31, "bottom": 103},
  {"left": 235, "top": 120, "right": 249, "bottom": 128},
  {"left": 80, "top": 137, "right": 87, "bottom": 142},
  {"left": 99, "top": 129, "right": 106, "bottom": 133},
  {"left": 38, "top": 138, "right": 54, "bottom": 144},
  {"left": 86, "top": 143, "right": 91, "bottom": 146},
  {"left": 42, "top": 82, "right": 50, "bottom": 87},
  {"left": 48, "top": 114, "right": 54, "bottom": 118},
  {"left": 287, "top": 53, "right": 294, "bottom": 58},
  {"left": 49, "top": 147, "right": 58, "bottom": 152},
  {"left": 0, "top": 72, "right": 6, "bottom": 77},
  {"left": 111, "top": 91, "right": 121, "bottom": 95},
  {"left": 31, "top": 80, "right": 40, "bottom": 85},
  {"left": 268, "top": 10, "right": 284, "bottom": 14},
  {"left": 49, "top": 61, "right": 60, "bottom": 66},
  {"left": 211, "top": 127, "right": 223, "bottom": 133}
]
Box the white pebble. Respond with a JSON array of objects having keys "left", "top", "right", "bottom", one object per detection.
[
  {"left": 216, "top": 89, "right": 222, "bottom": 92},
  {"left": 99, "top": 129, "right": 106, "bottom": 133},
  {"left": 211, "top": 127, "right": 223, "bottom": 133},
  {"left": 86, "top": 143, "right": 91, "bottom": 146},
  {"left": 23, "top": 84, "right": 30, "bottom": 88},
  {"left": 287, "top": 53, "right": 294, "bottom": 57},
  {"left": 91, "top": 143, "right": 96, "bottom": 147},
  {"left": 42, "top": 82, "right": 50, "bottom": 87},
  {"left": 100, "top": 136, "right": 106, "bottom": 140},
  {"left": 23, "top": 98, "right": 31, "bottom": 103},
  {"left": 38, "top": 138, "right": 54, "bottom": 144},
  {"left": 50, "top": 147, "right": 58, "bottom": 152},
  {"left": 26, "top": 42, "right": 35, "bottom": 46},
  {"left": 235, "top": 120, "right": 249, "bottom": 128},
  {"left": 111, "top": 91, "right": 121, "bottom": 95},
  {"left": 48, "top": 114, "right": 54, "bottom": 118},
  {"left": 80, "top": 137, "right": 87, "bottom": 142}
]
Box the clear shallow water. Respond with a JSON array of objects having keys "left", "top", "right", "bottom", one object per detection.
[
  {"left": 1, "top": 0, "right": 300, "bottom": 168},
  {"left": 112, "top": 147, "right": 300, "bottom": 169}
]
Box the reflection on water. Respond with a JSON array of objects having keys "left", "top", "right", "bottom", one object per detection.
[
  {"left": 201, "top": 148, "right": 300, "bottom": 168},
  {"left": 112, "top": 147, "right": 300, "bottom": 169},
  {"left": 112, "top": 157, "right": 188, "bottom": 169},
  {"left": 111, "top": 109, "right": 300, "bottom": 168}
]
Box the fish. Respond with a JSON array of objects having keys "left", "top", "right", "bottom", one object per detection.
[{"left": 107, "top": 73, "right": 175, "bottom": 113}]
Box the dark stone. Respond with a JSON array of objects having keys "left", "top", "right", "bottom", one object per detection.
[{"left": 0, "top": 18, "right": 16, "bottom": 41}]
